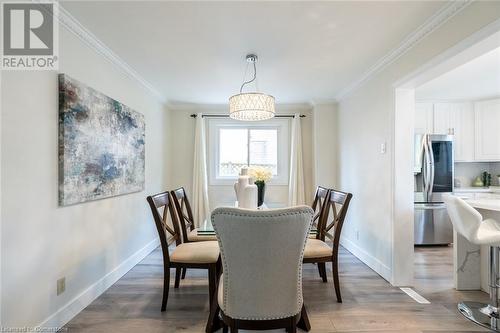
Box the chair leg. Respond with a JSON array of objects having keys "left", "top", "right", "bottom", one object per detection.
[
  {"left": 332, "top": 261, "right": 342, "bottom": 303},
  {"left": 174, "top": 267, "right": 181, "bottom": 289},
  {"left": 222, "top": 326, "right": 228, "bottom": 333},
  {"left": 208, "top": 265, "right": 216, "bottom": 310},
  {"left": 181, "top": 267, "right": 187, "bottom": 279},
  {"left": 289, "top": 316, "right": 297, "bottom": 333},
  {"left": 161, "top": 265, "right": 170, "bottom": 311},
  {"left": 216, "top": 257, "right": 222, "bottom": 278},
  {"left": 205, "top": 286, "right": 221, "bottom": 333},
  {"left": 230, "top": 324, "right": 238, "bottom": 333},
  {"left": 318, "top": 263, "right": 327, "bottom": 282},
  {"left": 297, "top": 304, "right": 311, "bottom": 332}
]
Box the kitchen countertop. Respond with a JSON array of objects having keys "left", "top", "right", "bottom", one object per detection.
[
  {"left": 454, "top": 186, "right": 500, "bottom": 193},
  {"left": 465, "top": 198, "right": 500, "bottom": 211}
]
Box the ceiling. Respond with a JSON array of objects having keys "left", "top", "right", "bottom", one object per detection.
[
  {"left": 416, "top": 46, "right": 500, "bottom": 101},
  {"left": 61, "top": 1, "right": 447, "bottom": 104}
]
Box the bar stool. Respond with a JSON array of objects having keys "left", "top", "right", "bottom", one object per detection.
[{"left": 444, "top": 195, "right": 500, "bottom": 332}]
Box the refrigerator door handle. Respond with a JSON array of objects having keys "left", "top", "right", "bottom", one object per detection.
[
  {"left": 422, "top": 135, "right": 427, "bottom": 193},
  {"left": 428, "top": 136, "right": 435, "bottom": 197},
  {"left": 422, "top": 135, "right": 430, "bottom": 199}
]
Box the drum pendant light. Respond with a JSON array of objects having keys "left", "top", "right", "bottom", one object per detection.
[{"left": 229, "top": 54, "right": 275, "bottom": 121}]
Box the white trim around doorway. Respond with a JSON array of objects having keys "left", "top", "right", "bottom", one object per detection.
[{"left": 391, "top": 18, "right": 500, "bottom": 286}]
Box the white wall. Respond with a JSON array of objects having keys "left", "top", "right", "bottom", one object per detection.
[
  {"left": 0, "top": 26, "right": 168, "bottom": 327},
  {"left": 312, "top": 103, "right": 338, "bottom": 189},
  {"left": 337, "top": 2, "right": 500, "bottom": 282},
  {"left": 167, "top": 105, "right": 316, "bottom": 209}
]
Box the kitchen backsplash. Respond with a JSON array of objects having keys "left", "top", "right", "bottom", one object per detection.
[{"left": 455, "top": 162, "right": 500, "bottom": 187}]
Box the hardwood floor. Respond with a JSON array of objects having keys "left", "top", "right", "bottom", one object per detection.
[
  {"left": 414, "top": 246, "right": 455, "bottom": 294},
  {"left": 64, "top": 245, "right": 490, "bottom": 332}
]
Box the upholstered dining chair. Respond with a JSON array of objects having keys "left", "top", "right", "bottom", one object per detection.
[
  {"left": 310, "top": 186, "right": 331, "bottom": 280},
  {"left": 303, "top": 189, "right": 353, "bottom": 303},
  {"left": 206, "top": 206, "right": 313, "bottom": 333},
  {"left": 146, "top": 191, "right": 220, "bottom": 312}
]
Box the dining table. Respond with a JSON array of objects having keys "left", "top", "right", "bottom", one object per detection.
[{"left": 196, "top": 202, "right": 318, "bottom": 237}]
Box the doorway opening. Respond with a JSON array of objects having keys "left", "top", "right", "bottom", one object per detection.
[{"left": 392, "top": 19, "right": 500, "bottom": 289}]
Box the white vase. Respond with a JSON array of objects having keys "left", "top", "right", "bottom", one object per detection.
[{"left": 234, "top": 169, "right": 257, "bottom": 209}]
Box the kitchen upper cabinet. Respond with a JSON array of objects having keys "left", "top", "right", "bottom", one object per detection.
[
  {"left": 433, "top": 102, "right": 474, "bottom": 162},
  {"left": 475, "top": 99, "right": 500, "bottom": 161},
  {"left": 415, "top": 103, "right": 433, "bottom": 135}
]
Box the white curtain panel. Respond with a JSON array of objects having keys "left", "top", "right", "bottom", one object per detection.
[
  {"left": 192, "top": 113, "right": 211, "bottom": 226},
  {"left": 288, "top": 114, "right": 306, "bottom": 206}
]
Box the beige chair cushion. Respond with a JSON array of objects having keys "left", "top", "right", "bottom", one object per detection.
[
  {"left": 187, "top": 228, "right": 218, "bottom": 242},
  {"left": 304, "top": 239, "right": 332, "bottom": 259},
  {"left": 170, "top": 241, "right": 219, "bottom": 264}
]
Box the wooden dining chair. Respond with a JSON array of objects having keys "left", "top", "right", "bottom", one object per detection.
[
  {"left": 303, "top": 189, "right": 353, "bottom": 303},
  {"left": 310, "top": 186, "right": 330, "bottom": 280},
  {"left": 171, "top": 187, "right": 217, "bottom": 282},
  {"left": 171, "top": 187, "right": 217, "bottom": 243},
  {"left": 146, "top": 191, "right": 220, "bottom": 312}
]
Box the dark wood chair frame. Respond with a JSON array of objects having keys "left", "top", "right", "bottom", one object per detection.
[
  {"left": 304, "top": 189, "right": 353, "bottom": 303},
  {"left": 206, "top": 273, "right": 311, "bottom": 333},
  {"left": 170, "top": 187, "right": 197, "bottom": 281},
  {"left": 146, "top": 191, "right": 220, "bottom": 312},
  {"left": 310, "top": 186, "right": 331, "bottom": 281},
  {"left": 171, "top": 187, "right": 196, "bottom": 244},
  {"left": 311, "top": 186, "right": 330, "bottom": 233}
]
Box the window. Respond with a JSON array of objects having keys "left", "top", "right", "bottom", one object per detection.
[
  {"left": 219, "top": 128, "right": 278, "bottom": 177},
  {"left": 208, "top": 118, "right": 289, "bottom": 185}
]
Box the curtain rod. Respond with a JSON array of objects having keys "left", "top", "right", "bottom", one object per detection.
[{"left": 190, "top": 114, "right": 306, "bottom": 118}]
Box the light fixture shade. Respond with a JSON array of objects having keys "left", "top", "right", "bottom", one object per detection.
[{"left": 229, "top": 92, "right": 275, "bottom": 121}]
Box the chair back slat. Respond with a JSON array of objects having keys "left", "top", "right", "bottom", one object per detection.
[
  {"left": 311, "top": 186, "right": 330, "bottom": 239},
  {"left": 318, "top": 190, "right": 353, "bottom": 250},
  {"left": 147, "top": 191, "right": 183, "bottom": 266},
  {"left": 171, "top": 187, "right": 196, "bottom": 243}
]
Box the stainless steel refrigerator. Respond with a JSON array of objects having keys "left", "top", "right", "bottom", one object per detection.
[{"left": 414, "top": 134, "right": 454, "bottom": 245}]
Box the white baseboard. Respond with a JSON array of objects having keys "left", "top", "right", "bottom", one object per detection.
[
  {"left": 39, "top": 238, "right": 160, "bottom": 329},
  {"left": 340, "top": 237, "right": 392, "bottom": 282}
]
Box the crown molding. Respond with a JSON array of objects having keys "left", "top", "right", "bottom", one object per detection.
[
  {"left": 309, "top": 98, "right": 338, "bottom": 107},
  {"left": 166, "top": 102, "right": 313, "bottom": 112},
  {"left": 416, "top": 95, "right": 500, "bottom": 104},
  {"left": 56, "top": 4, "right": 166, "bottom": 103},
  {"left": 335, "top": 0, "right": 472, "bottom": 101}
]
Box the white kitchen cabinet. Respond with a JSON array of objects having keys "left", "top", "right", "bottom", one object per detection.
[
  {"left": 433, "top": 102, "right": 474, "bottom": 162},
  {"left": 415, "top": 103, "right": 433, "bottom": 135},
  {"left": 475, "top": 99, "right": 500, "bottom": 161}
]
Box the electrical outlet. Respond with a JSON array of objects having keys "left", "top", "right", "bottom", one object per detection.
[
  {"left": 356, "top": 230, "right": 360, "bottom": 241},
  {"left": 57, "top": 277, "right": 66, "bottom": 296}
]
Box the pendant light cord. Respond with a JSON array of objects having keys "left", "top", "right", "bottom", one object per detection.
[{"left": 239, "top": 60, "right": 257, "bottom": 93}]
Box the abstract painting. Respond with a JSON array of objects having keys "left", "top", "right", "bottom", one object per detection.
[{"left": 58, "top": 74, "right": 145, "bottom": 206}]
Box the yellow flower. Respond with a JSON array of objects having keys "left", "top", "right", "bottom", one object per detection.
[{"left": 248, "top": 166, "right": 273, "bottom": 183}]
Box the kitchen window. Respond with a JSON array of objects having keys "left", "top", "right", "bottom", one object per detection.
[{"left": 207, "top": 117, "right": 290, "bottom": 185}]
